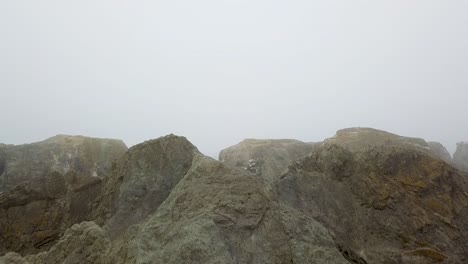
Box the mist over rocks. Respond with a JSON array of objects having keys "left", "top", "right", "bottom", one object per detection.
[
  {"left": 453, "top": 142, "right": 468, "bottom": 173},
  {"left": 0, "top": 135, "right": 128, "bottom": 192},
  {"left": 1, "top": 128, "right": 467, "bottom": 264},
  {"left": 0, "top": 135, "right": 127, "bottom": 255},
  {"left": 427, "top": 141, "right": 453, "bottom": 164},
  {"left": 219, "top": 139, "right": 320, "bottom": 183}
]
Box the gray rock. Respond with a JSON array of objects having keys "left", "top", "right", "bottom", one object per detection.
[
  {"left": 453, "top": 142, "right": 468, "bottom": 172},
  {"left": 219, "top": 139, "right": 319, "bottom": 183},
  {"left": 106, "top": 154, "right": 348, "bottom": 264},
  {"left": 1, "top": 135, "right": 348, "bottom": 264},
  {"left": 0, "top": 135, "right": 127, "bottom": 192},
  {"left": 0, "top": 222, "right": 110, "bottom": 264},
  {"left": 276, "top": 129, "right": 468, "bottom": 263},
  {"left": 96, "top": 134, "right": 200, "bottom": 236},
  {"left": 427, "top": 141, "right": 452, "bottom": 164},
  {"left": 2, "top": 129, "right": 467, "bottom": 264},
  {"left": 0, "top": 135, "right": 127, "bottom": 255}
]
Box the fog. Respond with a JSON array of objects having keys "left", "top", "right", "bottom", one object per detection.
[{"left": 1, "top": 1, "right": 467, "bottom": 158}]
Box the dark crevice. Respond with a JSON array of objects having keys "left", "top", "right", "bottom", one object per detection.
[
  {"left": 34, "top": 235, "right": 57, "bottom": 249},
  {"left": 337, "top": 244, "right": 368, "bottom": 264}
]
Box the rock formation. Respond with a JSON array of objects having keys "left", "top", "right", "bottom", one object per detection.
[
  {"left": 453, "top": 142, "right": 468, "bottom": 173},
  {"left": 0, "top": 135, "right": 127, "bottom": 192},
  {"left": 219, "top": 139, "right": 318, "bottom": 182},
  {"left": 1, "top": 135, "right": 348, "bottom": 264},
  {"left": 0, "top": 135, "right": 127, "bottom": 255},
  {"left": 277, "top": 128, "right": 468, "bottom": 263},
  {"left": 1, "top": 128, "right": 467, "bottom": 264},
  {"left": 427, "top": 141, "right": 453, "bottom": 164}
]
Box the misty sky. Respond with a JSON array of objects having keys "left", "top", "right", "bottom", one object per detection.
[{"left": 1, "top": 1, "right": 467, "bottom": 158}]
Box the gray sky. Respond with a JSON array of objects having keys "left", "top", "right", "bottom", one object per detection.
[{"left": 1, "top": 1, "right": 467, "bottom": 158}]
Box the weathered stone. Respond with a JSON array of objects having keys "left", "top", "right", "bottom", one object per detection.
[
  {"left": 0, "top": 135, "right": 127, "bottom": 192},
  {"left": 276, "top": 129, "right": 468, "bottom": 263},
  {"left": 427, "top": 141, "right": 452, "bottom": 164},
  {"left": 96, "top": 134, "right": 200, "bottom": 236},
  {"left": 0, "top": 222, "right": 110, "bottom": 264},
  {"left": 2, "top": 129, "right": 467, "bottom": 264},
  {"left": 219, "top": 139, "right": 318, "bottom": 183},
  {"left": 106, "top": 155, "right": 347, "bottom": 264}
]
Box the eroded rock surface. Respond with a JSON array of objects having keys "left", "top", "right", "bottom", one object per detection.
[
  {"left": 1, "top": 135, "right": 348, "bottom": 264},
  {"left": 97, "top": 134, "right": 201, "bottom": 236},
  {"left": 277, "top": 129, "right": 468, "bottom": 263},
  {"left": 1, "top": 129, "right": 467, "bottom": 264},
  {"left": 0, "top": 135, "right": 127, "bottom": 192},
  {"left": 0, "top": 135, "right": 126, "bottom": 255},
  {"left": 219, "top": 139, "right": 318, "bottom": 182},
  {"left": 427, "top": 141, "right": 453, "bottom": 164}
]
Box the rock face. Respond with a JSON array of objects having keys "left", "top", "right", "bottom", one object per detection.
[
  {"left": 1, "top": 135, "right": 348, "bottom": 264},
  {"left": 427, "top": 141, "right": 453, "bottom": 164},
  {"left": 0, "top": 135, "right": 127, "bottom": 255},
  {"left": 97, "top": 134, "right": 201, "bottom": 236},
  {"left": 453, "top": 142, "right": 468, "bottom": 173},
  {"left": 0, "top": 135, "right": 128, "bottom": 192},
  {"left": 277, "top": 128, "right": 468, "bottom": 263},
  {"left": 219, "top": 139, "right": 318, "bottom": 182},
  {"left": 0, "top": 222, "right": 110, "bottom": 264},
  {"left": 1, "top": 129, "right": 467, "bottom": 264},
  {"left": 104, "top": 154, "right": 347, "bottom": 264}
]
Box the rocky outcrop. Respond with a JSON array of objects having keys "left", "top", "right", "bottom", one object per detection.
[
  {"left": 219, "top": 139, "right": 318, "bottom": 182},
  {"left": 0, "top": 135, "right": 127, "bottom": 192},
  {"left": 453, "top": 142, "right": 468, "bottom": 173},
  {"left": 427, "top": 141, "right": 453, "bottom": 164},
  {"left": 0, "top": 170, "right": 106, "bottom": 255},
  {"left": 1, "top": 129, "right": 467, "bottom": 264},
  {"left": 324, "top": 127, "right": 432, "bottom": 153},
  {"left": 1, "top": 135, "right": 348, "bottom": 264},
  {"left": 103, "top": 154, "right": 347, "bottom": 264},
  {"left": 0, "top": 135, "right": 127, "bottom": 255},
  {"left": 96, "top": 134, "right": 201, "bottom": 236},
  {"left": 276, "top": 128, "right": 468, "bottom": 263}
]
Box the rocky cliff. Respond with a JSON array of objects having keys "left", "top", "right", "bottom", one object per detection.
[
  {"left": 0, "top": 135, "right": 348, "bottom": 264},
  {"left": 1, "top": 129, "right": 467, "bottom": 264},
  {"left": 277, "top": 128, "right": 468, "bottom": 263},
  {"left": 0, "top": 135, "right": 127, "bottom": 255}
]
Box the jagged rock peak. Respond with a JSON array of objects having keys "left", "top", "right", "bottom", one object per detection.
[
  {"left": 97, "top": 134, "right": 201, "bottom": 237},
  {"left": 129, "top": 133, "right": 200, "bottom": 154}
]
